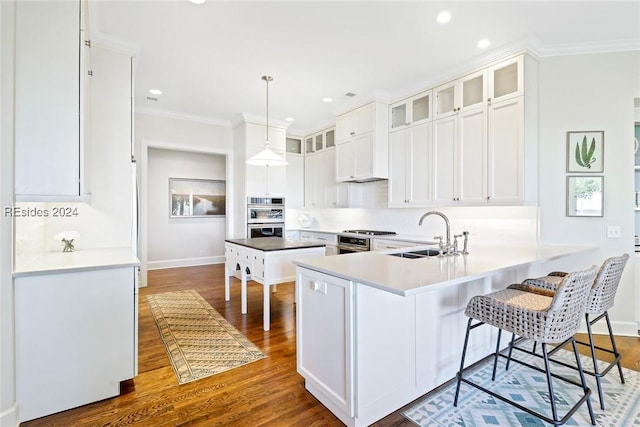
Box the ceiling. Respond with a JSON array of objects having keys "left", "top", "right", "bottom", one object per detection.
[{"left": 90, "top": 1, "right": 640, "bottom": 135}]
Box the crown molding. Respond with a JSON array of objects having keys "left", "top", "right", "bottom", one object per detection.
[
  {"left": 135, "top": 107, "right": 232, "bottom": 128},
  {"left": 533, "top": 38, "right": 640, "bottom": 57},
  {"left": 233, "top": 113, "right": 291, "bottom": 130}
]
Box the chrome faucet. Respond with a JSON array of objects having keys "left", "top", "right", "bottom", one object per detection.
[{"left": 418, "top": 211, "right": 451, "bottom": 254}]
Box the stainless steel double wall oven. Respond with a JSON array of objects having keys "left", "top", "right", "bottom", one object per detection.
[{"left": 247, "top": 197, "right": 285, "bottom": 238}]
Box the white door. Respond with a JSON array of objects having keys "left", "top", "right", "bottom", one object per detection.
[
  {"left": 432, "top": 116, "right": 457, "bottom": 204},
  {"left": 457, "top": 106, "right": 487, "bottom": 203},
  {"left": 388, "top": 130, "right": 409, "bottom": 206},
  {"left": 408, "top": 122, "right": 432, "bottom": 206},
  {"left": 488, "top": 97, "right": 524, "bottom": 203}
]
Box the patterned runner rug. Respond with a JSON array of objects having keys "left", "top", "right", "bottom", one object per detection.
[
  {"left": 146, "top": 289, "right": 265, "bottom": 384},
  {"left": 403, "top": 346, "right": 640, "bottom": 426}
]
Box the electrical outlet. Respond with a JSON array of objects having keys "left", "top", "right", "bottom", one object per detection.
[{"left": 607, "top": 226, "right": 621, "bottom": 239}]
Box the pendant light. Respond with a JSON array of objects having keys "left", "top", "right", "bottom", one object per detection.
[{"left": 246, "top": 75, "right": 288, "bottom": 166}]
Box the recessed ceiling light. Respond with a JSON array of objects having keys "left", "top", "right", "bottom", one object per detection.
[
  {"left": 436, "top": 11, "right": 451, "bottom": 24},
  {"left": 189, "top": 0, "right": 206, "bottom": 4},
  {"left": 477, "top": 39, "right": 491, "bottom": 49},
  {"left": 149, "top": 89, "right": 162, "bottom": 95},
  {"left": 322, "top": 97, "right": 333, "bottom": 103},
  {"left": 285, "top": 117, "right": 294, "bottom": 122}
]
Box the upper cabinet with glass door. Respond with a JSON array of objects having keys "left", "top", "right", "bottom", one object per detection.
[
  {"left": 389, "top": 90, "right": 432, "bottom": 131},
  {"left": 305, "top": 126, "right": 335, "bottom": 154},
  {"left": 488, "top": 55, "right": 523, "bottom": 104},
  {"left": 433, "top": 69, "right": 486, "bottom": 120}
]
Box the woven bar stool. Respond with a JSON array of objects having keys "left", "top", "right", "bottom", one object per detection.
[
  {"left": 510, "top": 254, "right": 629, "bottom": 410},
  {"left": 454, "top": 266, "right": 598, "bottom": 426}
]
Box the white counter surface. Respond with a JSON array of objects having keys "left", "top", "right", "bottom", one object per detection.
[
  {"left": 14, "top": 247, "right": 139, "bottom": 277},
  {"left": 294, "top": 243, "right": 596, "bottom": 296}
]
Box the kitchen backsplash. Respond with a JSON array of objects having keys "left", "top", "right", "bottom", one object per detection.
[{"left": 286, "top": 205, "right": 539, "bottom": 245}]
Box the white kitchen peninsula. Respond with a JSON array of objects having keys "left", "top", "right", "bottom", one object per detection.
[
  {"left": 14, "top": 248, "right": 139, "bottom": 423},
  {"left": 294, "top": 243, "right": 595, "bottom": 427}
]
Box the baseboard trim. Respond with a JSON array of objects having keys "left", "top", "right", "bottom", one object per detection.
[
  {"left": 579, "top": 319, "right": 639, "bottom": 337},
  {"left": 147, "top": 256, "right": 224, "bottom": 270},
  {"left": 0, "top": 403, "right": 18, "bottom": 427}
]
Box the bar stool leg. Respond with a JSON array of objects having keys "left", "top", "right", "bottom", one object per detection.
[
  {"left": 454, "top": 318, "right": 473, "bottom": 407},
  {"left": 571, "top": 339, "right": 596, "bottom": 425},
  {"left": 491, "top": 329, "right": 502, "bottom": 381},
  {"left": 541, "top": 343, "right": 560, "bottom": 425},
  {"left": 505, "top": 333, "right": 516, "bottom": 371},
  {"left": 604, "top": 311, "right": 625, "bottom": 384},
  {"left": 584, "top": 313, "right": 605, "bottom": 410}
]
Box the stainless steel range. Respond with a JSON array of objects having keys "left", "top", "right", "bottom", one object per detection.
[{"left": 337, "top": 229, "right": 396, "bottom": 254}]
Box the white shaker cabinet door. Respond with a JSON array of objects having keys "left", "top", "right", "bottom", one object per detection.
[
  {"left": 296, "top": 268, "right": 354, "bottom": 417},
  {"left": 15, "top": 0, "right": 82, "bottom": 198}
]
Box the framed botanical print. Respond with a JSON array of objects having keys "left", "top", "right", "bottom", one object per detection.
[{"left": 566, "top": 131, "right": 604, "bottom": 173}]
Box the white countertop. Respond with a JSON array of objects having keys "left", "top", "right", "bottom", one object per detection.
[
  {"left": 14, "top": 247, "right": 140, "bottom": 277},
  {"left": 293, "top": 243, "right": 597, "bottom": 296}
]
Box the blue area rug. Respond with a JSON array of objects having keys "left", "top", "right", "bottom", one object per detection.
[{"left": 403, "top": 346, "right": 640, "bottom": 426}]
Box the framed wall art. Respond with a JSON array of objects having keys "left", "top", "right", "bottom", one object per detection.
[
  {"left": 566, "top": 131, "right": 604, "bottom": 173},
  {"left": 169, "top": 178, "right": 226, "bottom": 218},
  {"left": 566, "top": 175, "right": 603, "bottom": 217}
]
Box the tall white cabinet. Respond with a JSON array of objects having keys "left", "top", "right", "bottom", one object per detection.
[
  {"left": 304, "top": 127, "right": 348, "bottom": 208},
  {"left": 429, "top": 54, "right": 537, "bottom": 206},
  {"left": 14, "top": 0, "right": 88, "bottom": 199}
]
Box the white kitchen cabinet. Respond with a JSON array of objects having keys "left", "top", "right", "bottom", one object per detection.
[
  {"left": 370, "top": 238, "right": 419, "bottom": 251},
  {"left": 14, "top": 0, "right": 87, "bottom": 200},
  {"left": 15, "top": 266, "right": 138, "bottom": 422},
  {"left": 335, "top": 101, "right": 389, "bottom": 182},
  {"left": 244, "top": 124, "right": 287, "bottom": 196},
  {"left": 285, "top": 151, "right": 304, "bottom": 209},
  {"left": 429, "top": 53, "right": 536, "bottom": 206},
  {"left": 388, "top": 122, "right": 432, "bottom": 207},
  {"left": 432, "top": 105, "right": 487, "bottom": 205},
  {"left": 299, "top": 231, "right": 338, "bottom": 254},
  {"left": 305, "top": 127, "right": 335, "bottom": 154},
  {"left": 296, "top": 268, "right": 354, "bottom": 418},
  {"left": 389, "top": 90, "right": 432, "bottom": 131},
  {"left": 433, "top": 69, "right": 486, "bottom": 120},
  {"left": 488, "top": 55, "right": 523, "bottom": 104},
  {"left": 286, "top": 136, "right": 303, "bottom": 155},
  {"left": 487, "top": 96, "right": 524, "bottom": 203},
  {"left": 306, "top": 148, "right": 348, "bottom": 208}
]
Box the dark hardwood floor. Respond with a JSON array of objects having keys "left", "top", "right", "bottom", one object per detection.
[{"left": 22, "top": 264, "right": 640, "bottom": 426}]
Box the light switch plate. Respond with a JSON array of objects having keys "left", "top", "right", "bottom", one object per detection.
[{"left": 607, "top": 226, "right": 621, "bottom": 239}]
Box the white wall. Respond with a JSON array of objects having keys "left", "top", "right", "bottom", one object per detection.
[
  {"left": 537, "top": 51, "right": 640, "bottom": 333},
  {"left": 147, "top": 148, "right": 226, "bottom": 269}
]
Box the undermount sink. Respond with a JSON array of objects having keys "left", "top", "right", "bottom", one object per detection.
[{"left": 388, "top": 248, "right": 441, "bottom": 259}]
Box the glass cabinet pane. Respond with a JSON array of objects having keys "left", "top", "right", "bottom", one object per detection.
[
  {"left": 493, "top": 62, "right": 518, "bottom": 99},
  {"left": 462, "top": 75, "right": 483, "bottom": 107},
  {"left": 305, "top": 137, "right": 314, "bottom": 154},
  {"left": 326, "top": 129, "right": 335, "bottom": 148},
  {"left": 436, "top": 86, "right": 455, "bottom": 115},
  {"left": 286, "top": 137, "right": 302, "bottom": 154},
  {"left": 412, "top": 94, "right": 430, "bottom": 122},
  {"left": 391, "top": 104, "right": 407, "bottom": 128},
  {"left": 315, "top": 134, "right": 324, "bottom": 151}
]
